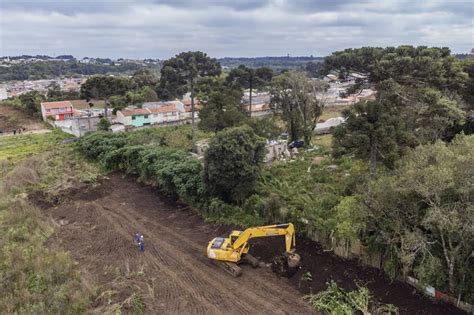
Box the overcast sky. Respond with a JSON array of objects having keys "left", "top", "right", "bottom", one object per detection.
[{"left": 0, "top": 0, "right": 473, "bottom": 59}]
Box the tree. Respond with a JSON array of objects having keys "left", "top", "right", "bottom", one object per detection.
[
  {"left": 158, "top": 51, "right": 221, "bottom": 151},
  {"left": 46, "top": 82, "right": 62, "bottom": 99},
  {"left": 97, "top": 118, "right": 111, "bottom": 131},
  {"left": 141, "top": 86, "right": 158, "bottom": 102},
  {"left": 323, "top": 46, "right": 469, "bottom": 174},
  {"left": 18, "top": 91, "right": 45, "bottom": 115},
  {"left": 365, "top": 134, "right": 474, "bottom": 297},
  {"left": 108, "top": 95, "right": 126, "bottom": 113},
  {"left": 203, "top": 126, "right": 266, "bottom": 203},
  {"left": 225, "top": 65, "right": 273, "bottom": 116},
  {"left": 132, "top": 69, "right": 158, "bottom": 89},
  {"left": 245, "top": 117, "right": 284, "bottom": 140},
  {"left": 333, "top": 101, "right": 415, "bottom": 178},
  {"left": 270, "top": 71, "right": 326, "bottom": 144},
  {"left": 80, "top": 75, "right": 132, "bottom": 119},
  {"left": 198, "top": 81, "right": 247, "bottom": 132}
]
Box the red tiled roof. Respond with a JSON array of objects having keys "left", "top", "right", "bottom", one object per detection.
[
  {"left": 120, "top": 108, "right": 151, "bottom": 117},
  {"left": 148, "top": 104, "right": 177, "bottom": 114},
  {"left": 41, "top": 101, "right": 74, "bottom": 110}
]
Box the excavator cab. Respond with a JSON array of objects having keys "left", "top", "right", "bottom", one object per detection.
[{"left": 229, "top": 231, "right": 241, "bottom": 246}]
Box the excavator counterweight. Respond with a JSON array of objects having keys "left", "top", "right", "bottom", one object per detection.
[{"left": 206, "top": 223, "right": 300, "bottom": 277}]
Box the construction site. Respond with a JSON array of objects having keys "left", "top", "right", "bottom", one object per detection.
[{"left": 31, "top": 173, "right": 466, "bottom": 314}]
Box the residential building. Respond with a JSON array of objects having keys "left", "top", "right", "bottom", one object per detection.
[
  {"left": 54, "top": 116, "right": 100, "bottom": 137},
  {"left": 115, "top": 108, "right": 152, "bottom": 127},
  {"left": 40, "top": 101, "right": 74, "bottom": 121},
  {"left": 148, "top": 104, "right": 182, "bottom": 124}
]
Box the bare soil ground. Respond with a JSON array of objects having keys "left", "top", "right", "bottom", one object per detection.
[
  {"left": 33, "top": 173, "right": 314, "bottom": 314},
  {"left": 32, "top": 173, "right": 466, "bottom": 314},
  {"left": 0, "top": 106, "right": 45, "bottom": 133}
]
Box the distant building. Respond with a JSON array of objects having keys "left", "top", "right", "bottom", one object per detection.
[
  {"left": 243, "top": 91, "right": 272, "bottom": 117},
  {"left": 148, "top": 104, "right": 183, "bottom": 124},
  {"left": 40, "top": 101, "right": 74, "bottom": 121},
  {"left": 54, "top": 116, "right": 100, "bottom": 137},
  {"left": 115, "top": 108, "right": 152, "bottom": 127}
]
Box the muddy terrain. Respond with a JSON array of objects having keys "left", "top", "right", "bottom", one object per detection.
[{"left": 34, "top": 173, "right": 465, "bottom": 314}]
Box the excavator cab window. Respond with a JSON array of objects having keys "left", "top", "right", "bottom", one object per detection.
[{"left": 211, "top": 237, "right": 225, "bottom": 249}]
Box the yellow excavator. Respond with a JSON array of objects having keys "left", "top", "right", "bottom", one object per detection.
[{"left": 206, "top": 223, "right": 301, "bottom": 277}]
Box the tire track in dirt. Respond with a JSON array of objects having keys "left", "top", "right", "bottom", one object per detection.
[
  {"left": 100, "top": 202, "right": 279, "bottom": 314},
  {"left": 96, "top": 203, "right": 225, "bottom": 314},
  {"left": 41, "top": 174, "right": 315, "bottom": 314}
]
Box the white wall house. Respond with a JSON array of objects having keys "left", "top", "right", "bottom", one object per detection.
[
  {"left": 143, "top": 101, "right": 186, "bottom": 124},
  {"left": 148, "top": 104, "right": 182, "bottom": 124},
  {"left": 115, "top": 109, "right": 133, "bottom": 126}
]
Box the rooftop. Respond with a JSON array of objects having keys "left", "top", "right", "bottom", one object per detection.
[{"left": 41, "top": 100, "right": 74, "bottom": 110}]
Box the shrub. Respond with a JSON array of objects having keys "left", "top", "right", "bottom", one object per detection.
[
  {"left": 304, "top": 281, "right": 398, "bottom": 315},
  {"left": 203, "top": 126, "right": 266, "bottom": 204}
]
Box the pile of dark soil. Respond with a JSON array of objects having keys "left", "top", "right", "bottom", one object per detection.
[{"left": 249, "top": 236, "right": 466, "bottom": 314}]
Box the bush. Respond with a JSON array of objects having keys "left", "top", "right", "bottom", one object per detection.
[
  {"left": 96, "top": 118, "right": 111, "bottom": 131},
  {"left": 203, "top": 126, "right": 266, "bottom": 204},
  {"left": 304, "top": 281, "right": 398, "bottom": 315}
]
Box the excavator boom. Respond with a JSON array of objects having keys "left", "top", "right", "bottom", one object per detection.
[
  {"left": 207, "top": 223, "right": 300, "bottom": 277},
  {"left": 231, "top": 223, "right": 296, "bottom": 252}
]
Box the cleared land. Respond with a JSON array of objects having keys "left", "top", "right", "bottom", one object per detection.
[{"left": 33, "top": 173, "right": 314, "bottom": 314}]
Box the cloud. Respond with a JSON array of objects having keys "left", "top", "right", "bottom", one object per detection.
[{"left": 0, "top": 0, "right": 472, "bottom": 58}]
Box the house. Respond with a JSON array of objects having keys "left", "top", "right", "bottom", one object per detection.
[
  {"left": 246, "top": 103, "right": 272, "bottom": 117},
  {"left": 181, "top": 98, "right": 201, "bottom": 119},
  {"left": 148, "top": 104, "right": 182, "bottom": 124},
  {"left": 143, "top": 101, "right": 185, "bottom": 124},
  {"left": 115, "top": 108, "right": 152, "bottom": 127},
  {"left": 54, "top": 116, "right": 100, "bottom": 137},
  {"left": 40, "top": 101, "right": 74, "bottom": 121}
]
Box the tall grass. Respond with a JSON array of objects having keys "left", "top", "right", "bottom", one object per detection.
[{"left": 0, "top": 155, "right": 96, "bottom": 313}]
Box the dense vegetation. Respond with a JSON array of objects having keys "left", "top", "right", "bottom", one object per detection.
[
  {"left": 218, "top": 56, "right": 324, "bottom": 73},
  {"left": 0, "top": 60, "right": 154, "bottom": 81}
]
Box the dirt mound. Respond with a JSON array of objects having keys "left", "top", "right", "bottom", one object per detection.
[
  {"left": 251, "top": 237, "right": 466, "bottom": 315},
  {"left": 38, "top": 173, "right": 313, "bottom": 314}
]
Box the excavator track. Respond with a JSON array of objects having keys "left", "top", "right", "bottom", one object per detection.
[{"left": 214, "top": 261, "right": 242, "bottom": 277}]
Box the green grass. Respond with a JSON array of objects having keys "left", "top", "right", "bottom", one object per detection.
[
  {"left": 312, "top": 134, "right": 333, "bottom": 148},
  {"left": 0, "top": 130, "right": 70, "bottom": 177},
  {"left": 0, "top": 130, "right": 69, "bottom": 161}
]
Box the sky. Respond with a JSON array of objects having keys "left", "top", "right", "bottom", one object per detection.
[{"left": 0, "top": 0, "right": 473, "bottom": 59}]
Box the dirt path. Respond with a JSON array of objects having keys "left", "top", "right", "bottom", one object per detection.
[{"left": 39, "top": 173, "right": 314, "bottom": 314}]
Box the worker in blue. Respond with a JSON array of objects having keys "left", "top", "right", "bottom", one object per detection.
[
  {"left": 139, "top": 235, "right": 145, "bottom": 252},
  {"left": 134, "top": 232, "right": 140, "bottom": 245}
]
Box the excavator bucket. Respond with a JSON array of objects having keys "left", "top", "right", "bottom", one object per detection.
[{"left": 272, "top": 252, "right": 301, "bottom": 277}]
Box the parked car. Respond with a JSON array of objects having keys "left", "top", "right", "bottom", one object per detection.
[{"left": 288, "top": 140, "right": 304, "bottom": 149}]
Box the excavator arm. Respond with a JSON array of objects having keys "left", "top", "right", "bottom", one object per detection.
[{"left": 231, "top": 223, "right": 296, "bottom": 253}]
